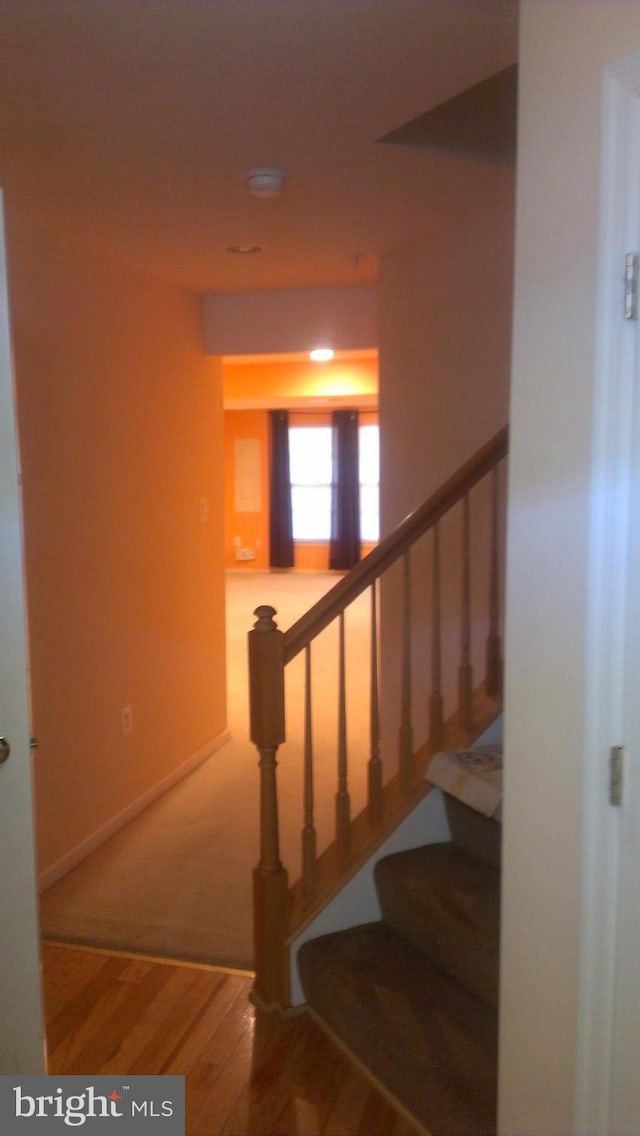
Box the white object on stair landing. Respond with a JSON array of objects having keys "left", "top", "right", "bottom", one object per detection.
[{"left": 426, "top": 745, "right": 503, "bottom": 819}]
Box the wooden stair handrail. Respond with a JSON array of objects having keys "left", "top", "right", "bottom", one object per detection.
[
  {"left": 284, "top": 425, "right": 508, "bottom": 665},
  {"left": 250, "top": 424, "right": 508, "bottom": 1013}
]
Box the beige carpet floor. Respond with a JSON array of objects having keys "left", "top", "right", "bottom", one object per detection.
[{"left": 40, "top": 571, "right": 372, "bottom": 970}]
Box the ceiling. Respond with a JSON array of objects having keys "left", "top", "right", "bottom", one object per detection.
[
  {"left": 380, "top": 64, "right": 517, "bottom": 167},
  {"left": 0, "top": 1, "right": 518, "bottom": 294}
]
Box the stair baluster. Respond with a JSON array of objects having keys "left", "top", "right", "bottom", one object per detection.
[
  {"left": 429, "top": 521, "right": 444, "bottom": 749},
  {"left": 302, "top": 643, "right": 317, "bottom": 901},
  {"left": 398, "top": 550, "right": 414, "bottom": 794},
  {"left": 459, "top": 493, "right": 473, "bottom": 729},
  {"left": 335, "top": 610, "right": 351, "bottom": 858},
  {"left": 486, "top": 467, "right": 503, "bottom": 697},
  {"left": 367, "top": 579, "right": 383, "bottom": 821}
]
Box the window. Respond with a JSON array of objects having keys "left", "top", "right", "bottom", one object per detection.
[
  {"left": 288, "top": 423, "right": 379, "bottom": 542},
  {"left": 289, "top": 426, "right": 332, "bottom": 540}
]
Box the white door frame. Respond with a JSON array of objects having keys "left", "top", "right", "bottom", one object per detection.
[
  {"left": 575, "top": 52, "right": 640, "bottom": 1133},
  {"left": 0, "top": 193, "right": 45, "bottom": 1073}
]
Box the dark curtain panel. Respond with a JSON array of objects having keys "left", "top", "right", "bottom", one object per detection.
[
  {"left": 269, "top": 410, "right": 294, "bottom": 568},
  {"left": 329, "top": 409, "right": 361, "bottom": 570}
]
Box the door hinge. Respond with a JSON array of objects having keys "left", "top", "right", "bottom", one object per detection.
[
  {"left": 610, "top": 745, "right": 625, "bottom": 806},
  {"left": 624, "top": 253, "right": 638, "bottom": 320}
]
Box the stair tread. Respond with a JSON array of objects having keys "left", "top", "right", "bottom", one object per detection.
[
  {"left": 297, "top": 921, "right": 497, "bottom": 1136},
  {"left": 375, "top": 842, "right": 500, "bottom": 1010}
]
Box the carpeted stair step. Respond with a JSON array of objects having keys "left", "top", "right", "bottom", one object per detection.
[
  {"left": 443, "top": 795, "right": 501, "bottom": 869},
  {"left": 375, "top": 842, "right": 500, "bottom": 1011},
  {"left": 297, "top": 921, "right": 497, "bottom": 1136}
]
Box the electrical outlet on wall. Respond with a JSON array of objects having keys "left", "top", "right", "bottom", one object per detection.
[{"left": 121, "top": 705, "right": 133, "bottom": 736}]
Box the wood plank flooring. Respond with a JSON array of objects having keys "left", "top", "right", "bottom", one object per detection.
[{"left": 43, "top": 943, "right": 424, "bottom": 1136}]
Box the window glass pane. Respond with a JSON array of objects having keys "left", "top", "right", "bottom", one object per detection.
[
  {"left": 291, "top": 486, "right": 331, "bottom": 540},
  {"left": 359, "top": 425, "right": 380, "bottom": 541},
  {"left": 288, "top": 422, "right": 380, "bottom": 543},
  {"left": 359, "top": 424, "right": 379, "bottom": 485},
  {"left": 289, "top": 426, "right": 332, "bottom": 485},
  {"left": 360, "top": 484, "right": 380, "bottom": 542}
]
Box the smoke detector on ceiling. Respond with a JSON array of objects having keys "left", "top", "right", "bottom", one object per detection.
[{"left": 247, "top": 167, "right": 286, "bottom": 198}]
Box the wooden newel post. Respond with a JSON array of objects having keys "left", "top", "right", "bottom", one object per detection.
[{"left": 248, "top": 605, "right": 289, "bottom": 1012}]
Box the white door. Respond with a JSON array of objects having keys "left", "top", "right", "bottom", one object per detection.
[{"left": 0, "top": 192, "right": 45, "bottom": 1073}]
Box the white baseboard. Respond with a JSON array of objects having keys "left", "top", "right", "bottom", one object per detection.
[{"left": 38, "top": 729, "right": 231, "bottom": 892}]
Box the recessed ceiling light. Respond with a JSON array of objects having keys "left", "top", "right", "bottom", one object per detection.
[
  {"left": 310, "top": 348, "right": 334, "bottom": 363},
  {"left": 226, "top": 244, "right": 264, "bottom": 255}
]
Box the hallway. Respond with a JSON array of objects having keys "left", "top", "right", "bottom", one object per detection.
[{"left": 40, "top": 572, "right": 371, "bottom": 970}]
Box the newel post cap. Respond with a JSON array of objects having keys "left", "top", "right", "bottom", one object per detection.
[{"left": 252, "top": 605, "right": 279, "bottom": 632}]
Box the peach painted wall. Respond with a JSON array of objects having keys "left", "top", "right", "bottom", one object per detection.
[
  {"left": 6, "top": 206, "right": 227, "bottom": 877},
  {"left": 501, "top": 7, "right": 640, "bottom": 1129},
  {"left": 224, "top": 355, "right": 377, "bottom": 406},
  {"left": 379, "top": 175, "right": 514, "bottom": 526},
  {"left": 378, "top": 167, "right": 515, "bottom": 766}
]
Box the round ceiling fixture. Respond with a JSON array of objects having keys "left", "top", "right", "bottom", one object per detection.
[
  {"left": 310, "top": 348, "right": 334, "bottom": 363},
  {"left": 247, "top": 167, "right": 286, "bottom": 198}
]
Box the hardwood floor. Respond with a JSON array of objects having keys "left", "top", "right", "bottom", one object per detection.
[{"left": 43, "top": 943, "right": 423, "bottom": 1136}]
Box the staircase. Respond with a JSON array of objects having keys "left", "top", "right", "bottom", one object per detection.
[
  {"left": 248, "top": 428, "right": 508, "bottom": 1134},
  {"left": 298, "top": 794, "right": 500, "bottom": 1136}
]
